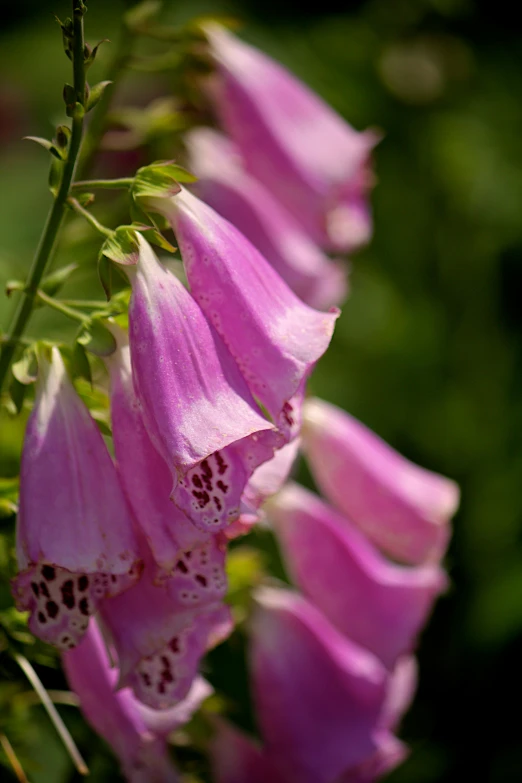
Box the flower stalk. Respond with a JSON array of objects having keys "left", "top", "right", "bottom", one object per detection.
[{"left": 0, "top": 1, "right": 87, "bottom": 395}]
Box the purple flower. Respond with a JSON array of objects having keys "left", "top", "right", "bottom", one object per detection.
[
  {"left": 99, "top": 541, "right": 231, "bottom": 709},
  {"left": 63, "top": 618, "right": 212, "bottom": 781},
  {"left": 146, "top": 189, "right": 338, "bottom": 439},
  {"left": 269, "top": 483, "right": 446, "bottom": 668},
  {"left": 301, "top": 398, "right": 460, "bottom": 564},
  {"left": 249, "top": 587, "right": 388, "bottom": 783},
  {"left": 210, "top": 718, "right": 283, "bottom": 783},
  {"left": 11, "top": 347, "right": 140, "bottom": 651},
  {"left": 126, "top": 234, "right": 278, "bottom": 531},
  {"left": 185, "top": 127, "right": 347, "bottom": 309},
  {"left": 106, "top": 331, "right": 207, "bottom": 576},
  {"left": 204, "top": 24, "right": 377, "bottom": 253}
]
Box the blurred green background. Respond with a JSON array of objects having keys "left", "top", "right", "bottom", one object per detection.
[{"left": 1, "top": 0, "right": 522, "bottom": 781}]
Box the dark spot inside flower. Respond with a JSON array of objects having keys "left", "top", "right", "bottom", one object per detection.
[
  {"left": 31, "top": 582, "right": 39, "bottom": 597},
  {"left": 39, "top": 581, "right": 50, "bottom": 598},
  {"left": 201, "top": 459, "right": 212, "bottom": 479},
  {"left": 192, "top": 475, "right": 203, "bottom": 489},
  {"left": 111, "top": 575, "right": 117, "bottom": 583},
  {"left": 46, "top": 600, "right": 59, "bottom": 619},
  {"left": 169, "top": 638, "right": 179, "bottom": 654},
  {"left": 192, "top": 490, "right": 210, "bottom": 508},
  {"left": 217, "top": 480, "right": 229, "bottom": 494},
  {"left": 184, "top": 551, "right": 192, "bottom": 559},
  {"left": 61, "top": 580, "right": 75, "bottom": 610},
  {"left": 78, "top": 575, "right": 89, "bottom": 591},
  {"left": 175, "top": 559, "right": 189, "bottom": 574},
  {"left": 141, "top": 672, "right": 151, "bottom": 687},
  {"left": 213, "top": 496, "right": 222, "bottom": 512},
  {"left": 158, "top": 682, "right": 166, "bottom": 694},
  {"left": 37, "top": 611, "right": 46, "bottom": 624},
  {"left": 161, "top": 656, "right": 170, "bottom": 670},
  {"left": 216, "top": 452, "right": 227, "bottom": 475},
  {"left": 79, "top": 597, "right": 89, "bottom": 616},
  {"left": 195, "top": 574, "right": 208, "bottom": 588},
  {"left": 41, "top": 565, "right": 56, "bottom": 581},
  {"left": 283, "top": 402, "right": 294, "bottom": 427},
  {"left": 162, "top": 669, "right": 174, "bottom": 683}
]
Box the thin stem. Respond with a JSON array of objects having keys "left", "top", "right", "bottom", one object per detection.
[
  {"left": 68, "top": 197, "right": 113, "bottom": 237},
  {"left": 37, "top": 290, "right": 89, "bottom": 324},
  {"left": 0, "top": 2, "right": 86, "bottom": 395},
  {"left": 0, "top": 733, "right": 29, "bottom": 783},
  {"left": 72, "top": 177, "right": 133, "bottom": 190},
  {"left": 59, "top": 298, "right": 114, "bottom": 309},
  {"left": 14, "top": 653, "right": 89, "bottom": 776}
]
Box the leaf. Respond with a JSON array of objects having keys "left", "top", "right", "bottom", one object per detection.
[
  {"left": 98, "top": 253, "right": 113, "bottom": 301},
  {"left": 23, "top": 136, "right": 64, "bottom": 160},
  {"left": 77, "top": 320, "right": 117, "bottom": 357},
  {"left": 100, "top": 226, "right": 140, "bottom": 265},
  {"left": 86, "top": 80, "right": 113, "bottom": 112},
  {"left": 132, "top": 166, "right": 182, "bottom": 200},
  {"left": 8, "top": 376, "right": 27, "bottom": 415},
  {"left": 12, "top": 347, "right": 38, "bottom": 385},
  {"left": 40, "top": 264, "right": 78, "bottom": 297},
  {"left": 48, "top": 156, "right": 64, "bottom": 197},
  {"left": 84, "top": 38, "right": 111, "bottom": 69}
]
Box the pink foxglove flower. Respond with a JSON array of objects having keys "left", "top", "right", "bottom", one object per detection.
[
  {"left": 210, "top": 718, "right": 283, "bottom": 783},
  {"left": 99, "top": 541, "right": 231, "bottom": 709},
  {"left": 249, "top": 587, "right": 387, "bottom": 783},
  {"left": 204, "top": 24, "right": 377, "bottom": 253},
  {"left": 301, "top": 397, "right": 460, "bottom": 564},
  {"left": 269, "top": 483, "right": 446, "bottom": 668},
  {"left": 185, "top": 127, "right": 347, "bottom": 309},
  {"left": 11, "top": 347, "right": 140, "bottom": 650},
  {"left": 146, "top": 189, "right": 338, "bottom": 439},
  {"left": 63, "top": 619, "right": 212, "bottom": 782},
  {"left": 126, "top": 233, "right": 278, "bottom": 531},
  {"left": 106, "top": 331, "right": 207, "bottom": 576}
]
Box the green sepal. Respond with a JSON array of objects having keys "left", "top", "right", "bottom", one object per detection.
[
  {"left": 100, "top": 226, "right": 140, "bottom": 266},
  {"left": 40, "top": 263, "right": 78, "bottom": 298},
  {"left": 8, "top": 376, "right": 27, "bottom": 416},
  {"left": 98, "top": 253, "right": 113, "bottom": 301},
  {"left": 77, "top": 320, "right": 117, "bottom": 357},
  {"left": 86, "top": 81, "right": 113, "bottom": 112},
  {"left": 24, "top": 136, "right": 64, "bottom": 160},
  {"left": 0, "top": 477, "right": 19, "bottom": 519},
  {"left": 84, "top": 38, "right": 111, "bottom": 69},
  {"left": 132, "top": 160, "right": 196, "bottom": 201},
  {"left": 12, "top": 346, "right": 38, "bottom": 385},
  {"left": 49, "top": 156, "right": 64, "bottom": 197},
  {"left": 63, "top": 341, "right": 92, "bottom": 385}
]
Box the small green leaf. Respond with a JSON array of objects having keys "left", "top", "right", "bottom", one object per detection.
[
  {"left": 24, "top": 136, "right": 64, "bottom": 160},
  {"left": 71, "top": 342, "right": 92, "bottom": 384},
  {"left": 86, "top": 80, "right": 113, "bottom": 112},
  {"left": 55, "top": 125, "right": 71, "bottom": 150},
  {"left": 132, "top": 166, "right": 182, "bottom": 200},
  {"left": 0, "top": 498, "right": 17, "bottom": 518},
  {"left": 155, "top": 162, "right": 198, "bottom": 184},
  {"left": 84, "top": 38, "right": 111, "bottom": 69},
  {"left": 100, "top": 226, "right": 140, "bottom": 266},
  {"left": 98, "top": 254, "right": 113, "bottom": 301},
  {"left": 12, "top": 347, "right": 38, "bottom": 385},
  {"left": 8, "top": 375, "right": 28, "bottom": 415},
  {"left": 77, "top": 320, "right": 117, "bottom": 357},
  {"left": 49, "top": 156, "right": 64, "bottom": 197},
  {"left": 40, "top": 264, "right": 78, "bottom": 298},
  {"left": 137, "top": 227, "right": 176, "bottom": 253}
]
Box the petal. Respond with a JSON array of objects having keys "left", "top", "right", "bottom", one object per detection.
[
  {"left": 250, "top": 587, "right": 387, "bottom": 783},
  {"left": 209, "top": 719, "right": 283, "bottom": 783},
  {"left": 340, "top": 732, "right": 409, "bottom": 783},
  {"left": 186, "top": 127, "right": 347, "bottom": 309},
  {"left": 127, "top": 234, "right": 278, "bottom": 530},
  {"left": 269, "top": 484, "right": 446, "bottom": 668},
  {"left": 12, "top": 347, "right": 140, "bottom": 648},
  {"left": 205, "top": 24, "right": 376, "bottom": 251},
  {"left": 302, "top": 398, "right": 460, "bottom": 564},
  {"left": 107, "top": 334, "right": 207, "bottom": 574},
  {"left": 147, "top": 188, "right": 338, "bottom": 438},
  {"left": 99, "top": 544, "right": 231, "bottom": 708}
]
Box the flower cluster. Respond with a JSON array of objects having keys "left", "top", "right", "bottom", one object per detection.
[
  {"left": 10, "top": 22, "right": 459, "bottom": 783},
  {"left": 210, "top": 398, "right": 459, "bottom": 783}
]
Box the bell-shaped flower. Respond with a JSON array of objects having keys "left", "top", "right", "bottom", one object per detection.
[
  {"left": 11, "top": 347, "right": 140, "bottom": 651},
  {"left": 126, "top": 233, "right": 279, "bottom": 531},
  {"left": 185, "top": 127, "right": 347, "bottom": 309},
  {"left": 146, "top": 188, "right": 338, "bottom": 439},
  {"left": 106, "top": 331, "right": 207, "bottom": 576},
  {"left": 204, "top": 24, "right": 377, "bottom": 252},
  {"left": 63, "top": 619, "right": 212, "bottom": 782},
  {"left": 269, "top": 483, "right": 446, "bottom": 668},
  {"left": 99, "top": 540, "right": 231, "bottom": 709},
  {"left": 249, "top": 587, "right": 388, "bottom": 783},
  {"left": 301, "top": 398, "right": 460, "bottom": 564}
]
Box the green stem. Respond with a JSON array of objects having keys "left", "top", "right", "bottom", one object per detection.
[
  {"left": 36, "top": 290, "right": 89, "bottom": 324},
  {"left": 0, "top": 2, "right": 86, "bottom": 395},
  {"left": 68, "top": 197, "right": 113, "bottom": 237},
  {"left": 72, "top": 177, "right": 134, "bottom": 190}
]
